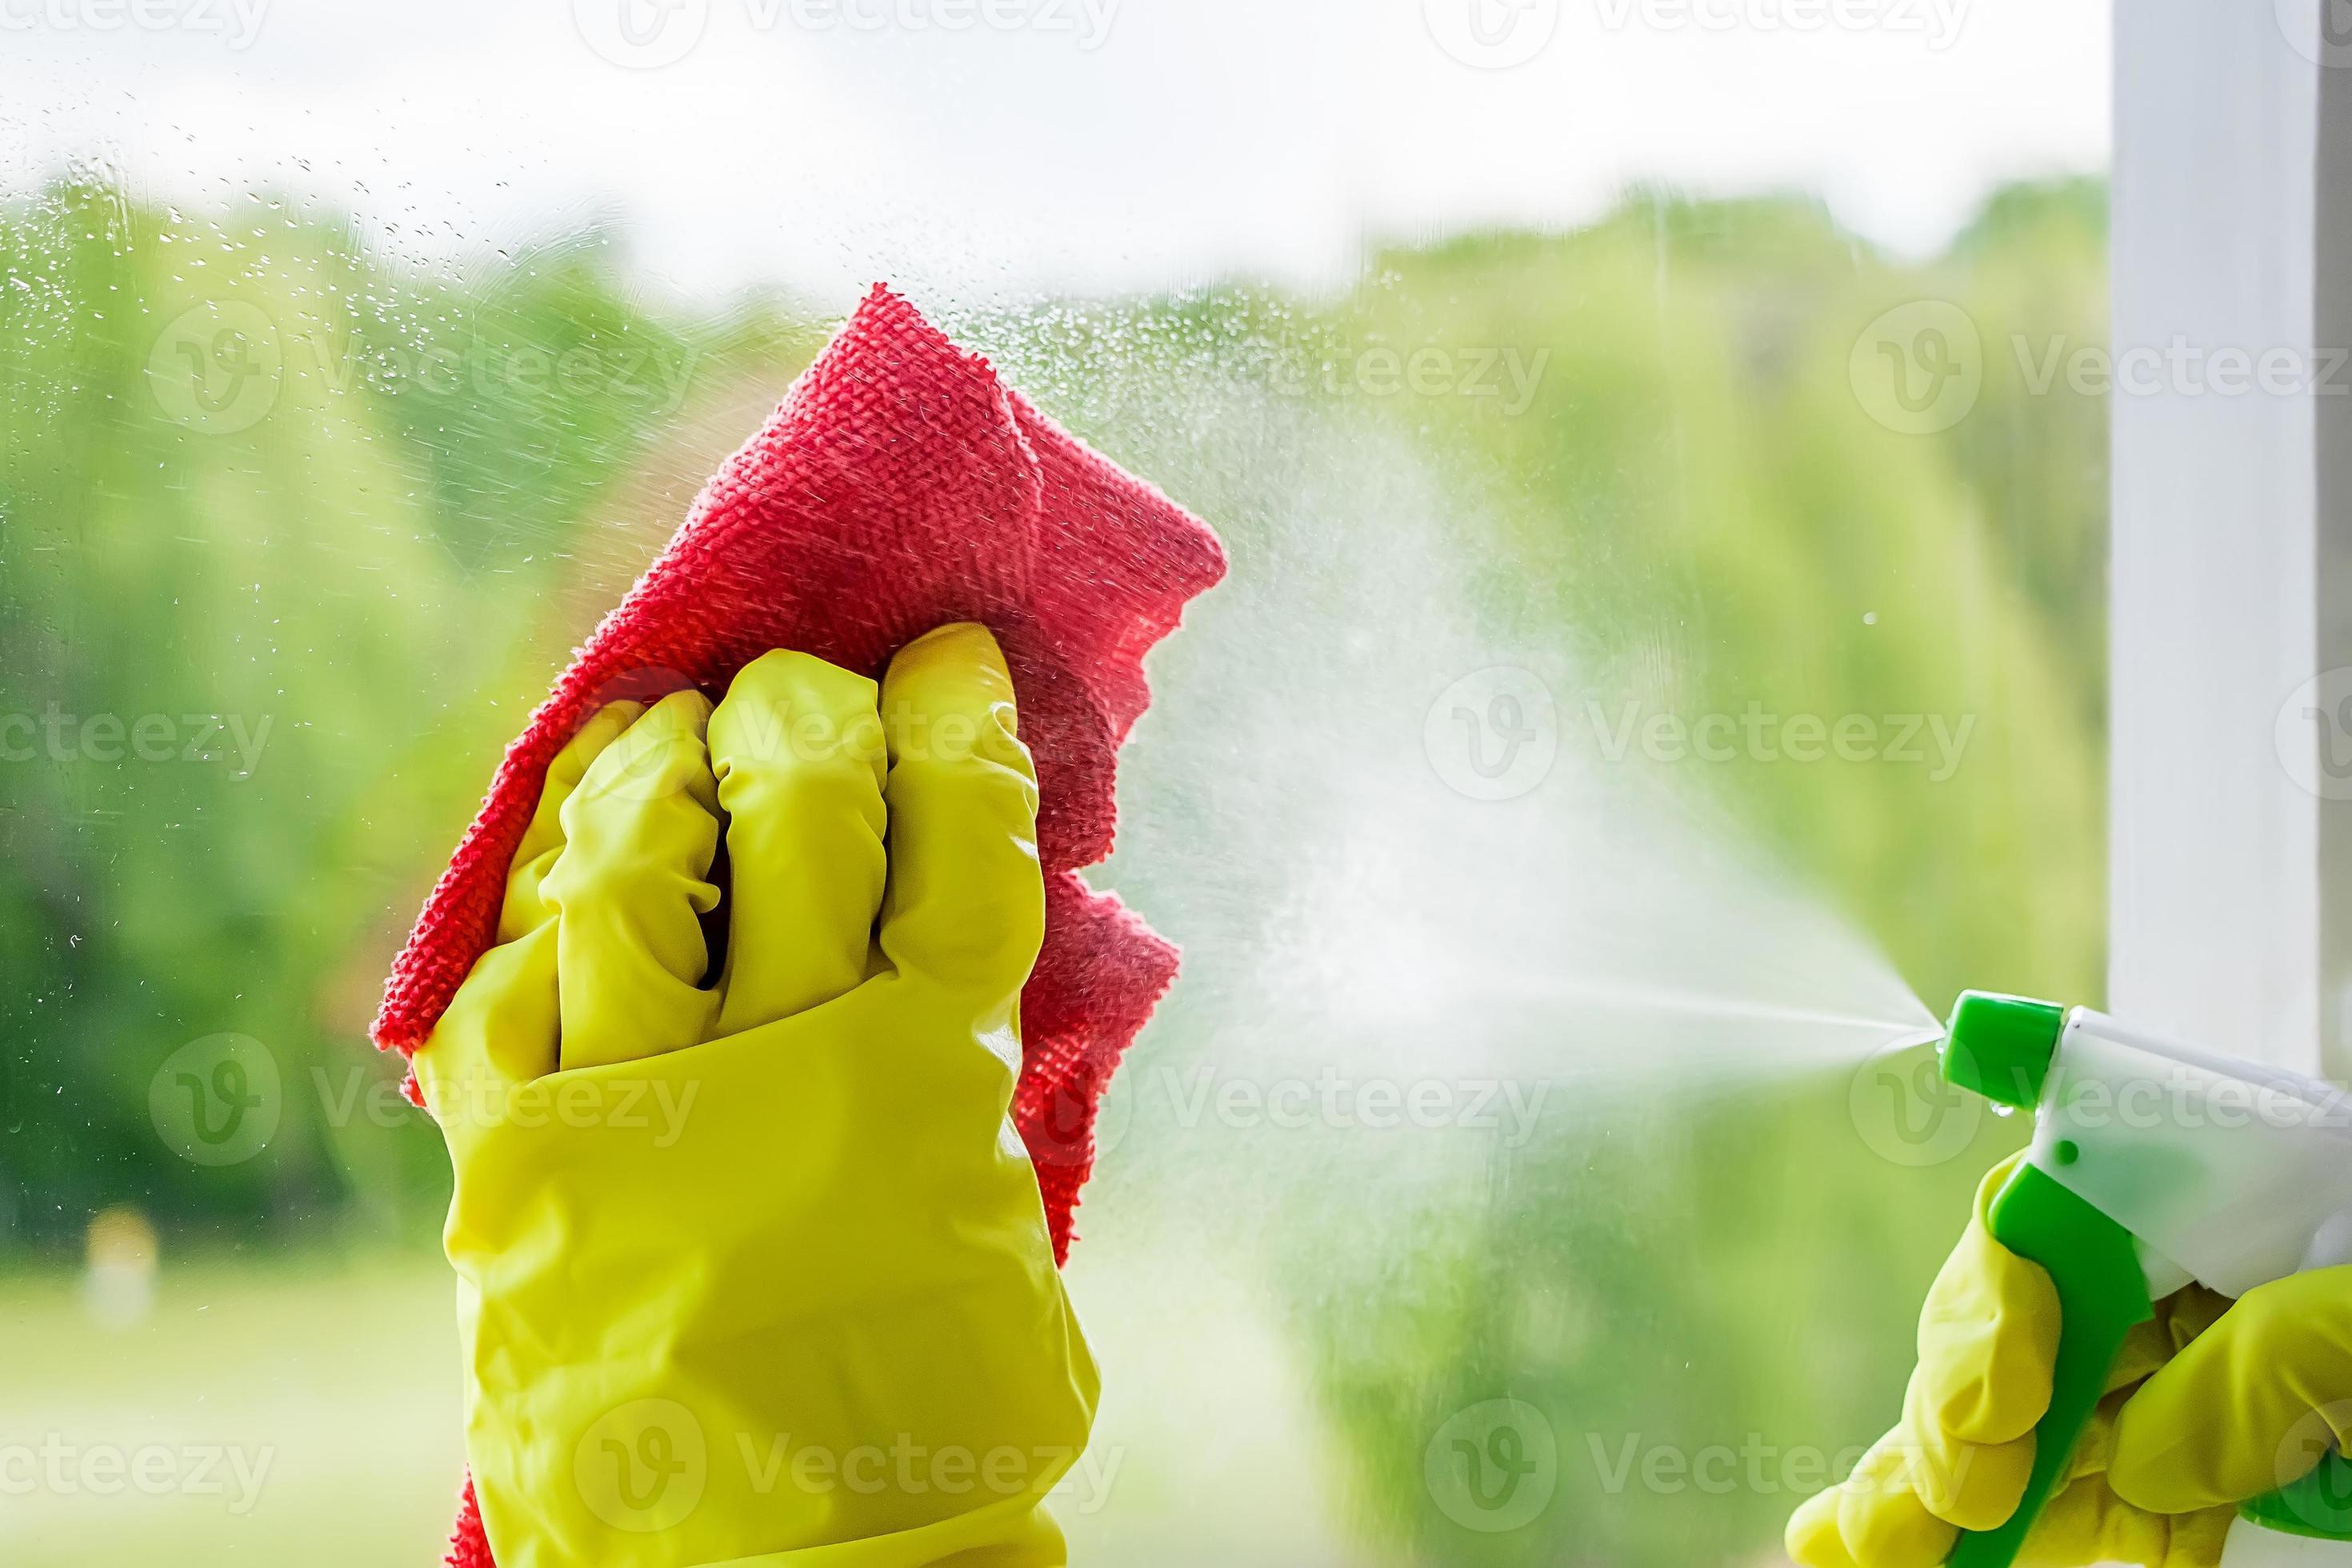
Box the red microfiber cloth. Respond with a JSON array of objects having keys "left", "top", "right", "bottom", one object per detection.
[{"left": 370, "top": 284, "right": 1225, "bottom": 1568}]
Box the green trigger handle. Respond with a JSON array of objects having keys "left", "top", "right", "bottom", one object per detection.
[
  {"left": 1945, "top": 1159, "right": 2152, "bottom": 1568},
  {"left": 1935, "top": 989, "right": 2352, "bottom": 1562},
  {"left": 1950, "top": 1140, "right": 2352, "bottom": 1562}
]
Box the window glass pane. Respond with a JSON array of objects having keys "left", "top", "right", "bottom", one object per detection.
[{"left": 0, "top": 4, "right": 2110, "bottom": 1562}]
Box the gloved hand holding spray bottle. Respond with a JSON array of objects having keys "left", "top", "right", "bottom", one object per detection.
[{"left": 1791, "top": 993, "right": 2352, "bottom": 1568}]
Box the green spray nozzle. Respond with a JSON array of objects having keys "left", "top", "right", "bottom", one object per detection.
[
  {"left": 1935, "top": 990, "right": 2156, "bottom": 1568},
  {"left": 1940, "top": 991, "right": 2066, "bottom": 1110}
]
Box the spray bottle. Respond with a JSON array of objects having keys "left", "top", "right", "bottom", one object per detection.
[{"left": 1936, "top": 992, "right": 2352, "bottom": 1567}]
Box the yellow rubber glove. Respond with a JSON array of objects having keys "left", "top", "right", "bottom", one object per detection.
[
  {"left": 414, "top": 624, "right": 1099, "bottom": 1568},
  {"left": 1786, "top": 1155, "right": 2238, "bottom": 1568},
  {"left": 2107, "top": 1266, "right": 2352, "bottom": 1518}
]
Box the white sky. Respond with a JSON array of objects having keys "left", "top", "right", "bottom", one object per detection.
[{"left": 0, "top": 0, "right": 2110, "bottom": 302}]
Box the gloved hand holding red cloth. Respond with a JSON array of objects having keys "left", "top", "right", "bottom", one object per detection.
[{"left": 370, "top": 286, "right": 1225, "bottom": 1567}]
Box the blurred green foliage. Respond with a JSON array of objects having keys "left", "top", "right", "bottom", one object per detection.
[
  {"left": 0, "top": 183, "right": 824, "bottom": 1245},
  {"left": 1174, "top": 181, "right": 2108, "bottom": 1565},
  {"left": 0, "top": 178, "right": 2107, "bottom": 1247},
  {"left": 1336, "top": 182, "right": 2109, "bottom": 1014},
  {"left": 0, "top": 176, "right": 2106, "bottom": 1565}
]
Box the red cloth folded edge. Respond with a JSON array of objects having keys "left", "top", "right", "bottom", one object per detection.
[{"left": 366, "top": 284, "right": 1225, "bottom": 1568}]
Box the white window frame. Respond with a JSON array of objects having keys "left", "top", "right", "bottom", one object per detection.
[{"left": 2109, "top": 1, "right": 2349, "bottom": 1074}]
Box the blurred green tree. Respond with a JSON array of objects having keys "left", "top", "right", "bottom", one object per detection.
[{"left": 0, "top": 178, "right": 2106, "bottom": 1286}]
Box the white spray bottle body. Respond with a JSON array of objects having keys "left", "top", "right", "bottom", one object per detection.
[{"left": 2022, "top": 1009, "right": 2352, "bottom": 1563}]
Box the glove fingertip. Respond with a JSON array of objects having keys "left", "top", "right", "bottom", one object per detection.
[
  {"left": 2105, "top": 1418, "right": 2213, "bottom": 1517},
  {"left": 1937, "top": 1436, "right": 2035, "bottom": 1531},
  {"left": 1841, "top": 1482, "right": 1960, "bottom": 1568},
  {"left": 1788, "top": 1486, "right": 1860, "bottom": 1568}
]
